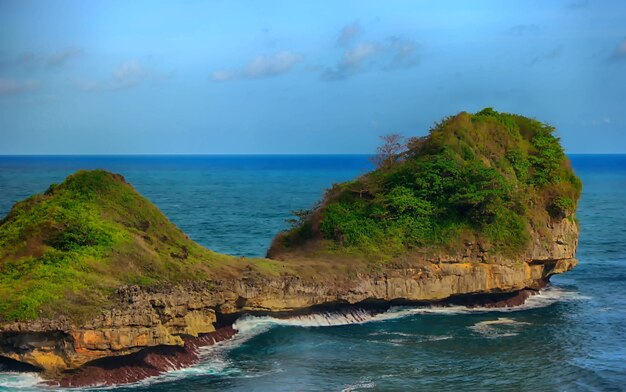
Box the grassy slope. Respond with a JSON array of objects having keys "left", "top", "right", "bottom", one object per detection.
[
  {"left": 273, "top": 108, "right": 582, "bottom": 261},
  {"left": 0, "top": 170, "right": 277, "bottom": 322}
]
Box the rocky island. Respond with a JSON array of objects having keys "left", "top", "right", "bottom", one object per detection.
[{"left": 0, "top": 109, "right": 581, "bottom": 387}]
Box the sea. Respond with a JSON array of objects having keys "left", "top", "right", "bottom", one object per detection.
[{"left": 0, "top": 154, "right": 624, "bottom": 392}]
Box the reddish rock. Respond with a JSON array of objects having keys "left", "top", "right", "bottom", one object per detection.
[{"left": 50, "top": 326, "right": 236, "bottom": 388}]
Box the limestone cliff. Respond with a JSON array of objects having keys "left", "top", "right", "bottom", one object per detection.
[{"left": 0, "top": 109, "right": 581, "bottom": 383}]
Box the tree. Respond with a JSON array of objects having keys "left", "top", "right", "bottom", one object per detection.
[
  {"left": 371, "top": 133, "right": 405, "bottom": 168},
  {"left": 405, "top": 136, "right": 428, "bottom": 157}
]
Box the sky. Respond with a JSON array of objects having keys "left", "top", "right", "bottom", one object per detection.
[{"left": 0, "top": 0, "right": 625, "bottom": 154}]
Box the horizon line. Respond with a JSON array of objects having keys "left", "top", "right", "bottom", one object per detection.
[{"left": 1, "top": 152, "right": 626, "bottom": 157}]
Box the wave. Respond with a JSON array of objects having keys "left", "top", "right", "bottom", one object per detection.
[
  {"left": 232, "top": 286, "right": 589, "bottom": 334},
  {"left": 0, "top": 372, "right": 42, "bottom": 390},
  {"left": 233, "top": 308, "right": 378, "bottom": 334}
]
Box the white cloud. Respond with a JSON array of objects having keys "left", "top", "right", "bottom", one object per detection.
[
  {"left": 211, "top": 51, "right": 304, "bottom": 82},
  {"left": 321, "top": 34, "right": 420, "bottom": 81},
  {"left": 529, "top": 45, "right": 563, "bottom": 65},
  {"left": 611, "top": 39, "right": 626, "bottom": 61},
  {"left": 212, "top": 70, "right": 236, "bottom": 82},
  {"left": 320, "top": 43, "right": 380, "bottom": 81},
  {"left": 387, "top": 37, "right": 419, "bottom": 69},
  {"left": 6, "top": 47, "right": 84, "bottom": 70},
  {"left": 565, "top": 0, "right": 588, "bottom": 10},
  {"left": 337, "top": 21, "right": 361, "bottom": 46},
  {"left": 244, "top": 51, "right": 304, "bottom": 78},
  {"left": 341, "top": 43, "right": 379, "bottom": 67},
  {"left": 74, "top": 78, "right": 101, "bottom": 92},
  {"left": 0, "top": 79, "right": 37, "bottom": 95},
  {"left": 75, "top": 60, "right": 171, "bottom": 92},
  {"left": 46, "top": 47, "right": 84, "bottom": 68},
  {"left": 113, "top": 60, "right": 147, "bottom": 88}
]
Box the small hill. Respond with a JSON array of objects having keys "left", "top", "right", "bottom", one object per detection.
[
  {"left": 0, "top": 170, "right": 253, "bottom": 322},
  {"left": 269, "top": 108, "right": 582, "bottom": 260}
]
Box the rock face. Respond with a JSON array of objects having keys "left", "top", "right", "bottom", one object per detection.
[
  {"left": 0, "top": 285, "right": 219, "bottom": 373},
  {"left": 53, "top": 327, "right": 237, "bottom": 387},
  {"left": 0, "top": 217, "right": 578, "bottom": 381}
]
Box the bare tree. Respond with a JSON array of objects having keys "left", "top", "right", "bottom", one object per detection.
[
  {"left": 371, "top": 133, "right": 405, "bottom": 168},
  {"left": 404, "top": 136, "right": 428, "bottom": 158}
]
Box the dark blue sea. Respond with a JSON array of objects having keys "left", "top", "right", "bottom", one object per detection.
[{"left": 0, "top": 155, "right": 625, "bottom": 392}]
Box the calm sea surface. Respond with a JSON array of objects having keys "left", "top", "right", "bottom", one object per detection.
[{"left": 0, "top": 154, "right": 624, "bottom": 391}]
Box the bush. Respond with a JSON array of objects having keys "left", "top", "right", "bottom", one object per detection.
[{"left": 548, "top": 196, "right": 575, "bottom": 219}]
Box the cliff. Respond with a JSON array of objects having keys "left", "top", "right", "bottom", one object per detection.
[{"left": 0, "top": 109, "right": 581, "bottom": 385}]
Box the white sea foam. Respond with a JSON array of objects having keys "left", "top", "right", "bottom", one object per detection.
[
  {"left": 0, "top": 372, "right": 42, "bottom": 391},
  {"left": 519, "top": 286, "right": 590, "bottom": 310},
  {"left": 368, "top": 331, "right": 415, "bottom": 337},
  {"left": 341, "top": 379, "right": 376, "bottom": 391},
  {"left": 469, "top": 317, "right": 531, "bottom": 338},
  {"left": 368, "top": 331, "right": 452, "bottom": 342},
  {"left": 422, "top": 335, "right": 452, "bottom": 342},
  {"left": 233, "top": 308, "right": 377, "bottom": 333}
]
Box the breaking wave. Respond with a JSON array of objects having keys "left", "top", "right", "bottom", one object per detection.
[
  {"left": 233, "top": 285, "right": 589, "bottom": 334},
  {"left": 0, "top": 372, "right": 42, "bottom": 391}
]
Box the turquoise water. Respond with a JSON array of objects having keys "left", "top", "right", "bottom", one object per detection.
[{"left": 0, "top": 155, "right": 625, "bottom": 391}]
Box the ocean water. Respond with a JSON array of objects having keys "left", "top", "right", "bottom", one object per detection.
[{"left": 0, "top": 154, "right": 625, "bottom": 392}]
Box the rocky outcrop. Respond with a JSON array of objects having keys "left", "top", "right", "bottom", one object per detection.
[
  {"left": 0, "top": 284, "right": 219, "bottom": 374},
  {"left": 0, "top": 218, "right": 578, "bottom": 383},
  {"left": 51, "top": 327, "right": 237, "bottom": 388}
]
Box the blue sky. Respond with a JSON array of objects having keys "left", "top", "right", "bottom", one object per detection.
[{"left": 0, "top": 0, "right": 625, "bottom": 154}]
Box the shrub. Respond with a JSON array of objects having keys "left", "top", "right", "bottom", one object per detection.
[{"left": 548, "top": 196, "right": 575, "bottom": 219}]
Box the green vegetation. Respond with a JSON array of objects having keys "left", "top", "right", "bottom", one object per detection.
[
  {"left": 0, "top": 170, "right": 249, "bottom": 322},
  {"left": 275, "top": 108, "right": 581, "bottom": 260}
]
